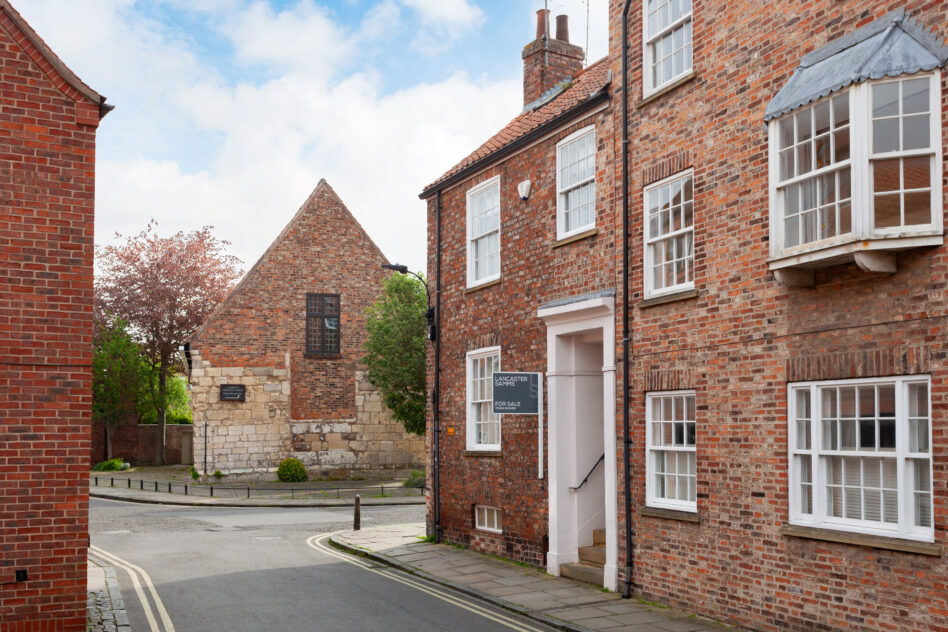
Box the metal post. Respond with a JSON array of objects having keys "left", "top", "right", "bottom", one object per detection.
[
  {"left": 128, "top": 478, "right": 131, "bottom": 488},
  {"left": 185, "top": 484, "right": 188, "bottom": 495},
  {"left": 210, "top": 486, "right": 214, "bottom": 498},
  {"left": 168, "top": 483, "right": 172, "bottom": 493},
  {"left": 247, "top": 486, "right": 250, "bottom": 499},
  {"left": 154, "top": 481, "right": 158, "bottom": 492},
  {"left": 110, "top": 477, "right": 114, "bottom": 487},
  {"left": 94, "top": 476, "right": 98, "bottom": 486},
  {"left": 140, "top": 479, "right": 143, "bottom": 490},
  {"left": 354, "top": 494, "right": 361, "bottom": 531}
]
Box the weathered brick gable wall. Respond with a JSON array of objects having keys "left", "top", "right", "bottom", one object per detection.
[
  {"left": 427, "top": 107, "right": 617, "bottom": 564},
  {"left": 609, "top": 1, "right": 948, "bottom": 630},
  {"left": 190, "top": 181, "right": 424, "bottom": 476},
  {"left": 192, "top": 181, "right": 389, "bottom": 420},
  {"left": 0, "top": 6, "right": 102, "bottom": 630}
]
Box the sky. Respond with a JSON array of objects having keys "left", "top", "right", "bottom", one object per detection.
[{"left": 14, "top": 0, "right": 608, "bottom": 276}]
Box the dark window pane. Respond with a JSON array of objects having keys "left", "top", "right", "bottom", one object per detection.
[
  {"left": 902, "top": 78, "right": 929, "bottom": 114},
  {"left": 872, "top": 118, "right": 899, "bottom": 153},
  {"left": 903, "top": 156, "right": 930, "bottom": 190},
  {"left": 874, "top": 194, "right": 901, "bottom": 228},
  {"left": 903, "top": 114, "right": 930, "bottom": 150},
  {"left": 873, "top": 159, "right": 900, "bottom": 193},
  {"left": 872, "top": 82, "right": 899, "bottom": 118},
  {"left": 904, "top": 192, "right": 931, "bottom": 226}
]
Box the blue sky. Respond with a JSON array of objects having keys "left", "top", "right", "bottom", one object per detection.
[{"left": 13, "top": 0, "right": 607, "bottom": 274}]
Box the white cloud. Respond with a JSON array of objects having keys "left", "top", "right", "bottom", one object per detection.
[{"left": 398, "top": 0, "right": 483, "bottom": 28}]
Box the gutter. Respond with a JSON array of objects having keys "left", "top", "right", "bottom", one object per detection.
[
  {"left": 620, "top": 0, "right": 634, "bottom": 600},
  {"left": 433, "top": 189, "right": 443, "bottom": 543},
  {"left": 419, "top": 89, "right": 610, "bottom": 200}
]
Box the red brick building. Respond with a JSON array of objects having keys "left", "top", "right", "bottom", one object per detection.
[
  {"left": 421, "top": 11, "right": 620, "bottom": 582},
  {"left": 0, "top": 0, "right": 110, "bottom": 629},
  {"left": 188, "top": 180, "right": 424, "bottom": 478},
  {"left": 425, "top": 3, "right": 948, "bottom": 630}
]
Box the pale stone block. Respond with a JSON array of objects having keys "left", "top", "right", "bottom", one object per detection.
[
  {"left": 253, "top": 367, "right": 274, "bottom": 376},
  {"left": 273, "top": 369, "right": 287, "bottom": 377},
  {"left": 191, "top": 368, "right": 205, "bottom": 378},
  {"left": 380, "top": 440, "right": 393, "bottom": 452},
  {"left": 348, "top": 440, "right": 366, "bottom": 451},
  {"left": 355, "top": 395, "right": 365, "bottom": 406},
  {"left": 263, "top": 383, "right": 282, "bottom": 393},
  {"left": 281, "top": 382, "right": 291, "bottom": 395},
  {"left": 205, "top": 367, "right": 221, "bottom": 377},
  {"left": 222, "top": 367, "right": 244, "bottom": 377}
]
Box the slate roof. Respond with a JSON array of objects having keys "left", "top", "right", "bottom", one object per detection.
[
  {"left": 765, "top": 9, "right": 948, "bottom": 121},
  {"left": 421, "top": 57, "right": 611, "bottom": 197}
]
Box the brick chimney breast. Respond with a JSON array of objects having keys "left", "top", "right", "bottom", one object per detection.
[{"left": 522, "top": 11, "right": 584, "bottom": 106}]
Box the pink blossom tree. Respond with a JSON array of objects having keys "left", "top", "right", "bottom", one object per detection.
[{"left": 96, "top": 221, "right": 242, "bottom": 464}]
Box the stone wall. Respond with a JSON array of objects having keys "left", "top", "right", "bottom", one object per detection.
[{"left": 191, "top": 351, "right": 424, "bottom": 478}]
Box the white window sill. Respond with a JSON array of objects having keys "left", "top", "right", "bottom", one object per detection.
[
  {"left": 640, "top": 285, "right": 697, "bottom": 307},
  {"left": 769, "top": 233, "right": 944, "bottom": 286},
  {"left": 464, "top": 448, "right": 501, "bottom": 456},
  {"left": 465, "top": 277, "right": 501, "bottom": 293}
]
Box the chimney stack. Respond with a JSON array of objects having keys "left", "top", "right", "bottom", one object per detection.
[
  {"left": 536, "top": 8, "right": 549, "bottom": 40},
  {"left": 522, "top": 12, "right": 585, "bottom": 106},
  {"left": 555, "top": 14, "right": 569, "bottom": 42}
]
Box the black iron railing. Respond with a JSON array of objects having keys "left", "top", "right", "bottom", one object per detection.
[{"left": 91, "top": 476, "right": 425, "bottom": 500}]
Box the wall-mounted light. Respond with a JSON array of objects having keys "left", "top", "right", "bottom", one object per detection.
[{"left": 518, "top": 179, "right": 531, "bottom": 201}]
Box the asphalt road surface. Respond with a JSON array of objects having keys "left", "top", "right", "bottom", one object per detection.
[{"left": 90, "top": 498, "right": 557, "bottom": 632}]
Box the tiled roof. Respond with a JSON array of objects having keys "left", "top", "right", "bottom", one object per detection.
[{"left": 422, "top": 57, "right": 611, "bottom": 196}]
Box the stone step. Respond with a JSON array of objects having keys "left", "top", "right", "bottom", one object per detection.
[
  {"left": 593, "top": 528, "right": 606, "bottom": 546},
  {"left": 579, "top": 545, "right": 606, "bottom": 566},
  {"left": 560, "top": 562, "right": 604, "bottom": 586}
]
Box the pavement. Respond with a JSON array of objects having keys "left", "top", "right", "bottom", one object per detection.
[
  {"left": 331, "top": 524, "right": 732, "bottom": 632},
  {"left": 86, "top": 559, "right": 131, "bottom": 632}
]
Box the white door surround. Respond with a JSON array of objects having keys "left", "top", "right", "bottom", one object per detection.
[{"left": 538, "top": 295, "right": 618, "bottom": 591}]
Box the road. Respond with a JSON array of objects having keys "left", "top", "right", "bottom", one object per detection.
[{"left": 90, "top": 498, "right": 556, "bottom": 632}]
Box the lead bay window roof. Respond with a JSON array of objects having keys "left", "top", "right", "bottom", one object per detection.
[{"left": 765, "top": 9, "right": 948, "bottom": 122}]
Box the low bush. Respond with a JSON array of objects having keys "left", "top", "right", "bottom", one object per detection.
[
  {"left": 277, "top": 457, "right": 308, "bottom": 483},
  {"left": 213, "top": 470, "right": 223, "bottom": 479},
  {"left": 189, "top": 466, "right": 200, "bottom": 481},
  {"left": 403, "top": 469, "right": 426, "bottom": 488},
  {"left": 92, "top": 458, "right": 126, "bottom": 472}
]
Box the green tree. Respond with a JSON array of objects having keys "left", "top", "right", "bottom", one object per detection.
[
  {"left": 140, "top": 372, "right": 192, "bottom": 424},
  {"left": 92, "top": 318, "right": 147, "bottom": 460},
  {"left": 363, "top": 273, "right": 427, "bottom": 436}
]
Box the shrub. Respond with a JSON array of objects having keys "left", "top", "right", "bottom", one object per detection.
[
  {"left": 92, "top": 458, "right": 125, "bottom": 472},
  {"left": 403, "top": 469, "right": 426, "bottom": 488},
  {"left": 189, "top": 466, "right": 199, "bottom": 481},
  {"left": 277, "top": 457, "right": 308, "bottom": 482},
  {"left": 213, "top": 470, "right": 223, "bottom": 479}
]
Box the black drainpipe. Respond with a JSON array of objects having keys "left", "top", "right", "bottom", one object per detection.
[
  {"left": 433, "top": 189, "right": 443, "bottom": 543},
  {"left": 620, "top": 0, "right": 634, "bottom": 600}
]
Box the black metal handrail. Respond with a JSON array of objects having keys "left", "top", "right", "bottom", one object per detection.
[{"left": 569, "top": 453, "right": 605, "bottom": 491}]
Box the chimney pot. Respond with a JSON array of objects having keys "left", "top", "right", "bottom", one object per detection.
[
  {"left": 535, "top": 9, "right": 550, "bottom": 39},
  {"left": 555, "top": 15, "right": 569, "bottom": 42}
]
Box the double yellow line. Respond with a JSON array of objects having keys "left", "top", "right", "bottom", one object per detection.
[
  {"left": 306, "top": 533, "right": 550, "bottom": 632},
  {"left": 90, "top": 545, "right": 175, "bottom": 632}
]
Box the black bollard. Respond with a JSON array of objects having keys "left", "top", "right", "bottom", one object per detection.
[{"left": 354, "top": 494, "right": 361, "bottom": 531}]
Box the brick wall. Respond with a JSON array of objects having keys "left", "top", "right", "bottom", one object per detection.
[
  {"left": 610, "top": 1, "right": 948, "bottom": 630},
  {"left": 0, "top": 2, "right": 105, "bottom": 629},
  {"left": 189, "top": 180, "right": 424, "bottom": 477},
  {"left": 426, "top": 105, "right": 616, "bottom": 565}
]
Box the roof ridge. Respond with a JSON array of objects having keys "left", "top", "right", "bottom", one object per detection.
[{"left": 190, "top": 180, "right": 389, "bottom": 342}]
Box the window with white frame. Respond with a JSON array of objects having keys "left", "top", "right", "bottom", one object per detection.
[
  {"left": 644, "top": 171, "right": 694, "bottom": 297},
  {"left": 769, "top": 74, "right": 942, "bottom": 264},
  {"left": 556, "top": 126, "right": 596, "bottom": 238},
  {"left": 466, "top": 177, "right": 501, "bottom": 287},
  {"left": 643, "top": 0, "right": 693, "bottom": 96},
  {"left": 788, "top": 376, "right": 933, "bottom": 542},
  {"left": 646, "top": 391, "right": 696, "bottom": 511},
  {"left": 475, "top": 505, "right": 502, "bottom": 533},
  {"left": 467, "top": 347, "right": 500, "bottom": 450}
]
